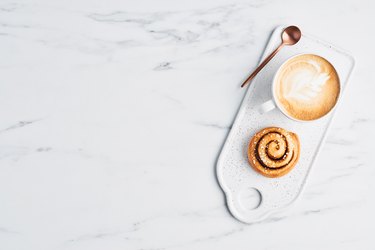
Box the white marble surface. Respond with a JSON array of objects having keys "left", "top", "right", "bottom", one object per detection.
[{"left": 0, "top": 0, "right": 374, "bottom": 249}]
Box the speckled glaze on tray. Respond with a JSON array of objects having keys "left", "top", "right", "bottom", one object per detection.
[{"left": 216, "top": 26, "right": 355, "bottom": 223}]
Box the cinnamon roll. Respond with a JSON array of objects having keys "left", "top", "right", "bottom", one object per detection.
[{"left": 247, "top": 127, "right": 300, "bottom": 178}]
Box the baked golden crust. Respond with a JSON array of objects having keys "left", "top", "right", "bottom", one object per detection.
[{"left": 247, "top": 127, "right": 300, "bottom": 178}]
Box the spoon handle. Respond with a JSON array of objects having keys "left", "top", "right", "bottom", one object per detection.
[{"left": 241, "top": 43, "right": 284, "bottom": 88}]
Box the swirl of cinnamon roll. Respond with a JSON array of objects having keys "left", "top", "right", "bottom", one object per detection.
[{"left": 247, "top": 127, "right": 300, "bottom": 178}]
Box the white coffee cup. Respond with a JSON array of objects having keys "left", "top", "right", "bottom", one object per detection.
[{"left": 258, "top": 54, "right": 340, "bottom": 122}]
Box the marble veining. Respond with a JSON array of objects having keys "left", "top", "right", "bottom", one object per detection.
[{"left": 0, "top": 0, "right": 374, "bottom": 249}]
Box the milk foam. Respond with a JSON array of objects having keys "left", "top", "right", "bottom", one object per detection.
[
  {"left": 275, "top": 54, "right": 340, "bottom": 121},
  {"left": 282, "top": 59, "right": 330, "bottom": 103}
]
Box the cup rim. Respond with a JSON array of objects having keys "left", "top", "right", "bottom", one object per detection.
[{"left": 271, "top": 53, "right": 341, "bottom": 123}]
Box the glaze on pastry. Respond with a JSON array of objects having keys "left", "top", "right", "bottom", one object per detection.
[{"left": 247, "top": 127, "right": 300, "bottom": 178}]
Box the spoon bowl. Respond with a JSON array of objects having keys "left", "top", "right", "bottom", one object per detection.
[{"left": 282, "top": 26, "right": 302, "bottom": 45}]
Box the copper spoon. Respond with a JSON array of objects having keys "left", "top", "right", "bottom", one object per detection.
[{"left": 241, "top": 26, "right": 302, "bottom": 88}]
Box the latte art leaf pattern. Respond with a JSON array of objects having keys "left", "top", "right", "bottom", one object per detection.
[
  {"left": 283, "top": 60, "right": 330, "bottom": 102},
  {"left": 248, "top": 127, "right": 300, "bottom": 178}
]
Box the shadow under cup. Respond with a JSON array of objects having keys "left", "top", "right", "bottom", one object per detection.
[{"left": 272, "top": 54, "right": 341, "bottom": 122}]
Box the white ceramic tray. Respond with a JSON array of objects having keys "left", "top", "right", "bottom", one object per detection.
[{"left": 216, "top": 26, "right": 355, "bottom": 223}]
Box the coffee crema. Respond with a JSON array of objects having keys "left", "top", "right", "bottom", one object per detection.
[{"left": 274, "top": 54, "right": 340, "bottom": 121}]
